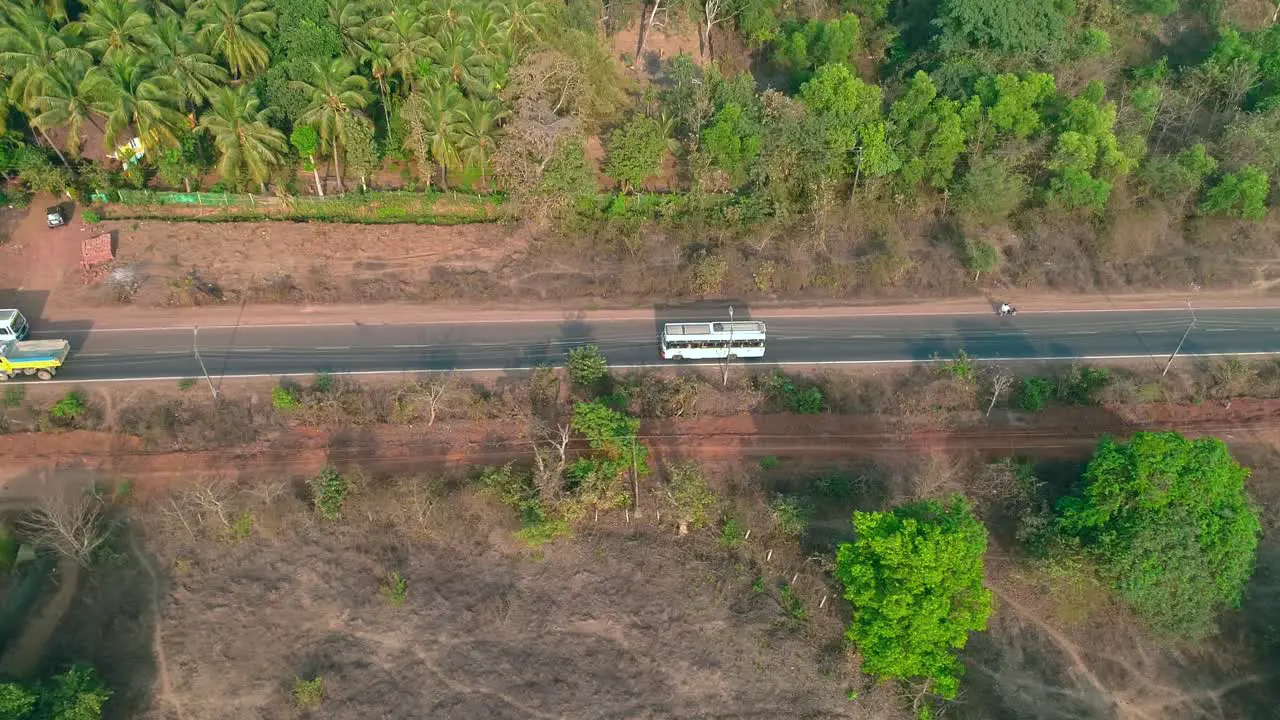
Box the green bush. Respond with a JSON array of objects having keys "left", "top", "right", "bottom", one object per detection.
[
  {"left": 81, "top": 209, "right": 102, "bottom": 224},
  {"left": 763, "top": 372, "right": 826, "bottom": 414},
  {"left": 1057, "top": 366, "right": 1110, "bottom": 405},
  {"left": 770, "top": 495, "right": 812, "bottom": 537},
  {"left": 3, "top": 386, "right": 25, "bottom": 407},
  {"left": 720, "top": 516, "right": 746, "bottom": 548},
  {"left": 1017, "top": 377, "right": 1055, "bottom": 411},
  {"left": 50, "top": 391, "right": 87, "bottom": 420},
  {"left": 292, "top": 676, "right": 323, "bottom": 710},
  {"left": 380, "top": 572, "right": 409, "bottom": 606},
  {"left": 566, "top": 344, "right": 609, "bottom": 391},
  {"left": 271, "top": 384, "right": 300, "bottom": 410},
  {"left": 310, "top": 466, "right": 350, "bottom": 520}
]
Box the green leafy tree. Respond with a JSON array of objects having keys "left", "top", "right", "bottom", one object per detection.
[
  {"left": 0, "top": 682, "right": 36, "bottom": 718},
  {"left": 771, "top": 15, "right": 859, "bottom": 79},
  {"left": 934, "top": 0, "right": 1065, "bottom": 55},
  {"left": 198, "top": 85, "right": 288, "bottom": 191},
  {"left": 1200, "top": 166, "right": 1269, "bottom": 220},
  {"left": 189, "top": 0, "right": 275, "bottom": 78},
  {"left": 889, "top": 72, "right": 968, "bottom": 190},
  {"left": 604, "top": 115, "right": 667, "bottom": 193},
  {"left": 799, "top": 63, "right": 883, "bottom": 154},
  {"left": 537, "top": 137, "right": 596, "bottom": 210},
  {"left": 1047, "top": 168, "right": 1112, "bottom": 213},
  {"left": 753, "top": 90, "right": 836, "bottom": 210},
  {"left": 290, "top": 124, "right": 324, "bottom": 195},
  {"left": 570, "top": 400, "right": 650, "bottom": 480},
  {"left": 834, "top": 498, "right": 992, "bottom": 699},
  {"left": 1140, "top": 144, "right": 1217, "bottom": 201},
  {"left": 953, "top": 156, "right": 1027, "bottom": 220},
  {"left": 566, "top": 344, "right": 608, "bottom": 391},
  {"left": 292, "top": 57, "right": 372, "bottom": 192},
  {"left": 1058, "top": 433, "right": 1262, "bottom": 639},
  {"left": 155, "top": 131, "right": 205, "bottom": 191},
  {"left": 341, "top": 115, "right": 378, "bottom": 191},
  {"left": 975, "top": 72, "right": 1056, "bottom": 139},
  {"left": 700, "top": 102, "right": 760, "bottom": 180},
  {"left": 961, "top": 237, "right": 999, "bottom": 279},
  {"left": 37, "top": 665, "right": 111, "bottom": 720}
]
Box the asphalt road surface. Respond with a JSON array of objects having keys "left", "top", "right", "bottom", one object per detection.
[{"left": 19, "top": 306, "right": 1280, "bottom": 384}]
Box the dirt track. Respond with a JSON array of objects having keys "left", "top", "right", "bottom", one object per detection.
[{"left": 4, "top": 400, "right": 1280, "bottom": 496}]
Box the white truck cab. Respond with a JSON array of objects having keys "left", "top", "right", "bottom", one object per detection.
[{"left": 0, "top": 309, "right": 31, "bottom": 342}]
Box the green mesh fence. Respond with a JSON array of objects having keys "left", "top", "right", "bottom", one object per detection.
[{"left": 114, "top": 190, "right": 258, "bottom": 206}]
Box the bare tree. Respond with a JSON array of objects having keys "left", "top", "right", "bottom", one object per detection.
[
  {"left": 634, "top": 0, "right": 665, "bottom": 68},
  {"left": 20, "top": 489, "right": 107, "bottom": 565},
  {"left": 986, "top": 372, "right": 1014, "bottom": 417},
  {"left": 420, "top": 376, "right": 455, "bottom": 426},
  {"left": 700, "top": 0, "right": 739, "bottom": 60},
  {"left": 531, "top": 420, "right": 573, "bottom": 502}
]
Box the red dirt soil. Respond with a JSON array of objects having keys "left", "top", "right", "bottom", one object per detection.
[{"left": 5, "top": 400, "right": 1280, "bottom": 498}]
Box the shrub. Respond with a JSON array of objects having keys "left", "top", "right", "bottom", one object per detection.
[
  {"left": 81, "top": 209, "right": 102, "bottom": 224},
  {"left": 779, "top": 584, "right": 808, "bottom": 621},
  {"left": 665, "top": 462, "right": 718, "bottom": 534},
  {"left": 311, "top": 373, "right": 334, "bottom": 393},
  {"left": 770, "top": 495, "right": 812, "bottom": 537},
  {"left": 271, "top": 384, "right": 299, "bottom": 410},
  {"left": 380, "top": 572, "right": 408, "bottom": 606},
  {"left": 3, "top": 386, "right": 25, "bottom": 407},
  {"left": 1057, "top": 365, "right": 1110, "bottom": 405},
  {"left": 566, "top": 344, "right": 609, "bottom": 391},
  {"left": 763, "top": 372, "right": 826, "bottom": 414},
  {"left": 292, "top": 676, "right": 323, "bottom": 710},
  {"left": 939, "top": 351, "right": 975, "bottom": 381},
  {"left": 50, "top": 391, "right": 87, "bottom": 420},
  {"left": 310, "top": 466, "right": 349, "bottom": 520},
  {"left": 1017, "top": 376, "right": 1055, "bottom": 411},
  {"left": 720, "top": 516, "right": 746, "bottom": 547}
]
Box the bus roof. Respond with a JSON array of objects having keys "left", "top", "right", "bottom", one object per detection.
[{"left": 663, "top": 321, "right": 766, "bottom": 337}]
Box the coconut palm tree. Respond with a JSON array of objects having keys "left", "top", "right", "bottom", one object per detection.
[
  {"left": 72, "top": 0, "right": 156, "bottom": 61},
  {"left": 402, "top": 80, "right": 463, "bottom": 188},
  {"left": 189, "top": 0, "right": 274, "bottom": 79},
  {"left": 198, "top": 85, "right": 287, "bottom": 191},
  {"left": 425, "top": 0, "right": 468, "bottom": 32},
  {"left": 292, "top": 58, "right": 371, "bottom": 192},
  {"left": 463, "top": 6, "right": 503, "bottom": 57},
  {"left": 369, "top": 0, "right": 431, "bottom": 93},
  {"left": 327, "top": 0, "right": 371, "bottom": 59},
  {"left": 430, "top": 28, "right": 486, "bottom": 94},
  {"left": 28, "top": 56, "right": 102, "bottom": 157},
  {"left": 85, "top": 54, "right": 186, "bottom": 151},
  {"left": 455, "top": 96, "right": 505, "bottom": 188},
  {"left": 151, "top": 16, "right": 227, "bottom": 111},
  {"left": 491, "top": 0, "right": 545, "bottom": 47},
  {"left": 0, "top": 7, "right": 91, "bottom": 164},
  {"left": 365, "top": 44, "right": 394, "bottom": 126}
]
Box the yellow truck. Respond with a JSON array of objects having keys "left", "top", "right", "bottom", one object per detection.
[{"left": 0, "top": 338, "right": 71, "bottom": 381}]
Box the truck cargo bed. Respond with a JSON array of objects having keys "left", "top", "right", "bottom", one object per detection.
[{"left": 0, "top": 339, "right": 70, "bottom": 363}]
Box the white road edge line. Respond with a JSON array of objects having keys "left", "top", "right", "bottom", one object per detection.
[
  {"left": 24, "top": 304, "right": 1246, "bottom": 335},
  {"left": 21, "top": 350, "right": 1280, "bottom": 385}
]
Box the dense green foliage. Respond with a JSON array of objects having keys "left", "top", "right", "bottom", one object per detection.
[
  {"left": 0, "top": 666, "right": 110, "bottom": 720},
  {"left": 834, "top": 498, "right": 992, "bottom": 699},
  {"left": 1058, "top": 433, "right": 1262, "bottom": 639}
]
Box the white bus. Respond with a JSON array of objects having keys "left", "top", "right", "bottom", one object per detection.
[{"left": 661, "top": 321, "right": 767, "bottom": 360}]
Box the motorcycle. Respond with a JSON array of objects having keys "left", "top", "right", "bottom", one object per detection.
[{"left": 998, "top": 304, "right": 1017, "bottom": 317}]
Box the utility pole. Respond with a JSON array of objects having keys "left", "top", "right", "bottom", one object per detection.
[
  {"left": 721, "top": 305, "right": 734, "bottom": 388},
  {"left": 193, "top": 325, "right": 217, "bottom": 399},
  {"left": 1162, "top": 301, "right": 1197, "bottom": 377}
]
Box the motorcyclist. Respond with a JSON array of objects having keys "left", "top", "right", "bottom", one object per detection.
[{"left": 998, "top": 302, "right": 1015, "bottom": 316}]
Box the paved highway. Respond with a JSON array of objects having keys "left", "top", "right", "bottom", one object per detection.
[{"left": 17, "top": 306, "right": 1280, "bottom": 383}]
